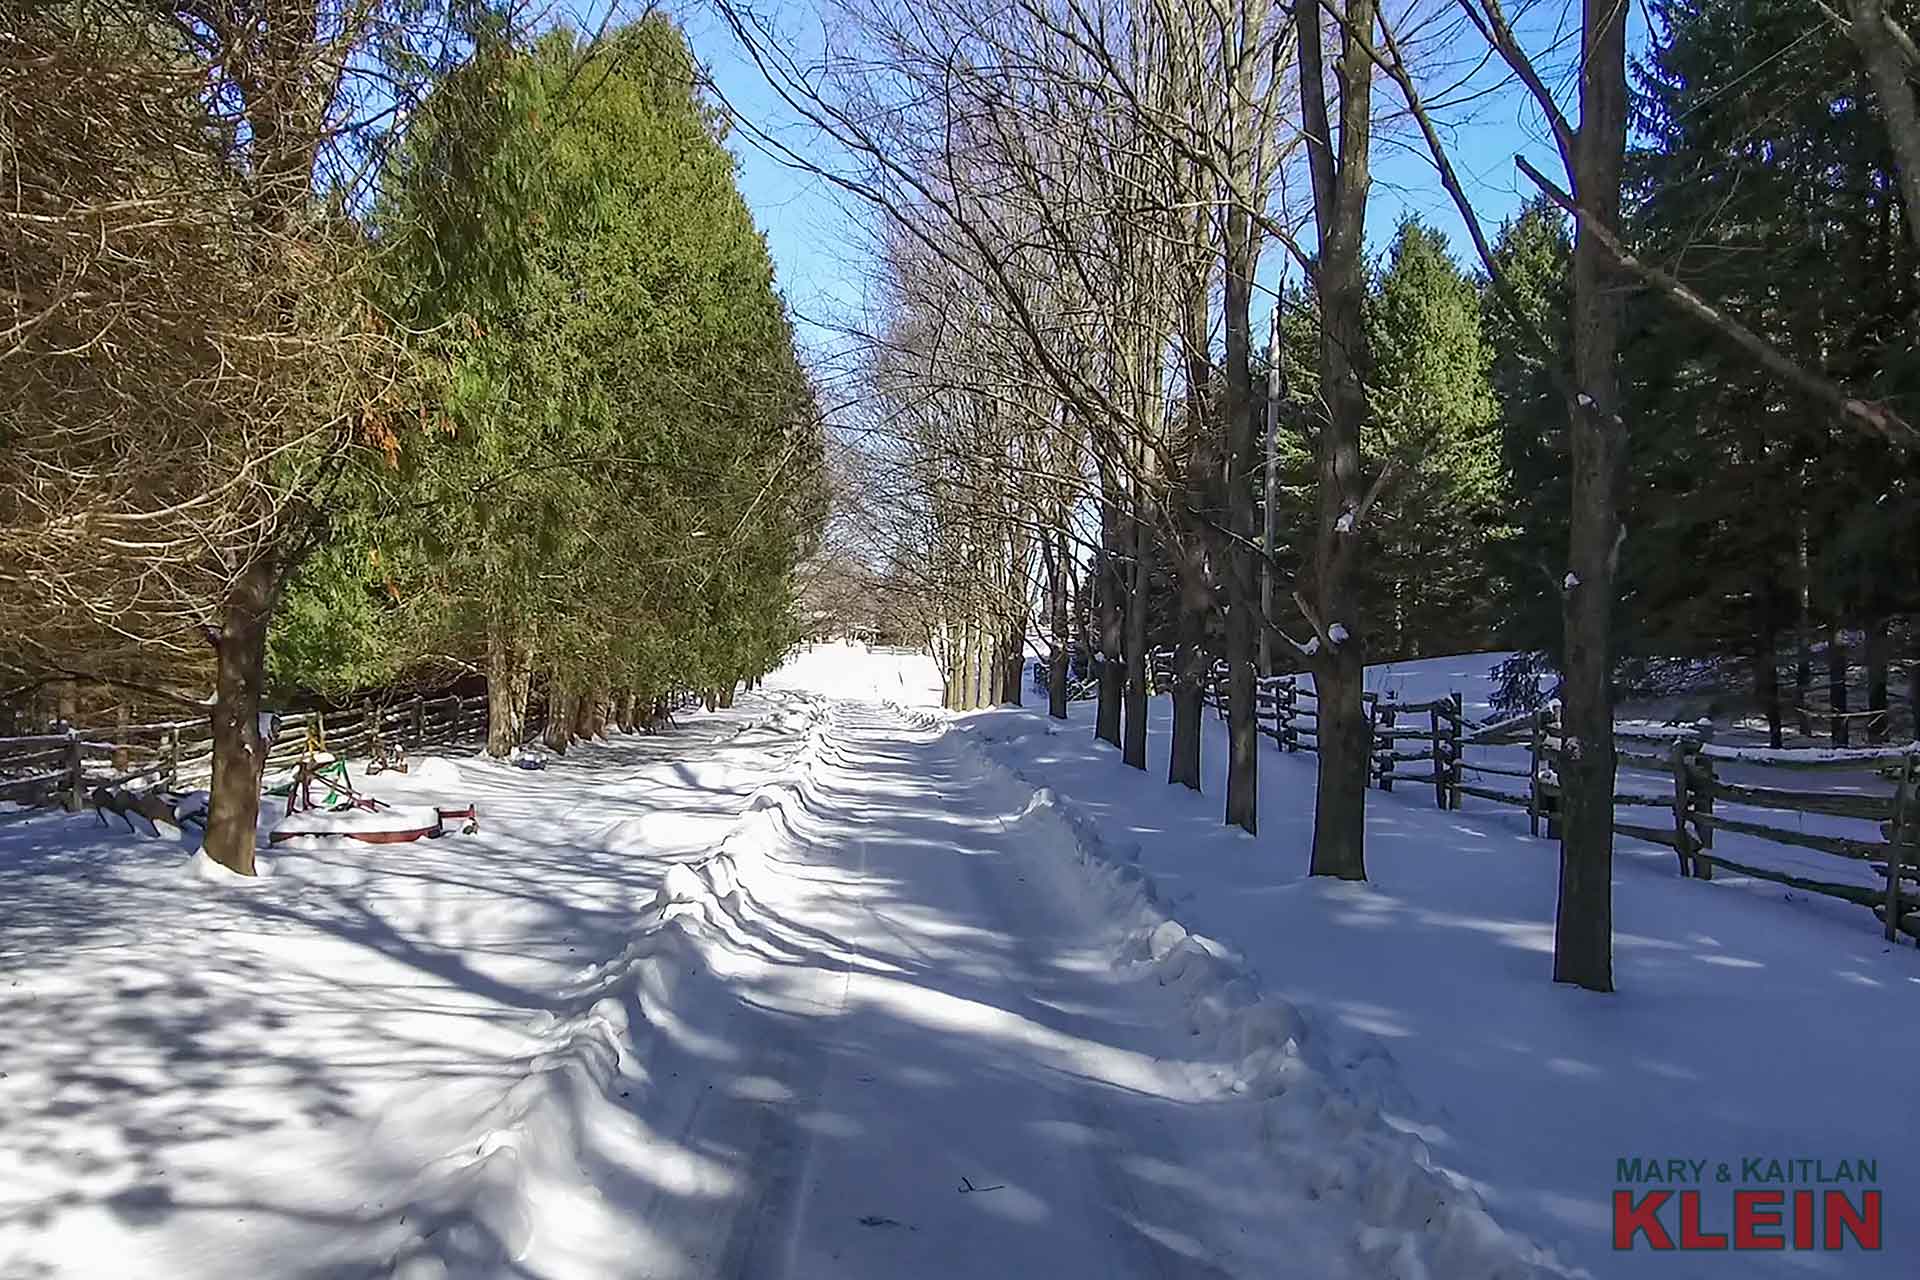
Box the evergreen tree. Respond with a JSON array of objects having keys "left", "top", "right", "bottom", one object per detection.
[
  {"left": 1363, "top": 217, "right": 1508, "bottom": 658},
  {"left": 276, "top": 16, "right": 825, "bottom": 747},
  {"left": 1631, "top": 0, "right": 1920, "bottom": 739},
  {"left": 1482, "top": 198, "right": 1574, "bottom": 660}
]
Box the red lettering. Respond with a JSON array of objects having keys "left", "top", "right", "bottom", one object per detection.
[
  {"left": 1823, "top": 1190, "right": 1881, "bottom": 1250},
  {"left": 1679, "top": 1190, "right": 1728, "bottom": 1249},
  {"left": 1792, "top": 1190, "right": 1815, "bottom": 1250},
  {"left": 1614, "top": 1190, "right": 1674, "bottom": 1250},
  {"left": 1734, "top": 1190, "right": 1784, "bottom": 1250}
]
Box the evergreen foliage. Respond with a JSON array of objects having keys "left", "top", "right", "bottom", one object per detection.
[{"left": 273, "top": 16, "right": 826, "bottom": 736}]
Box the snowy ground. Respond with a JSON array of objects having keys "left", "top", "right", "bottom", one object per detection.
[
  {"left": 1, "top": 698, "right": 827, "bottom": 1278},
  {"left": 934, "top": 648, "right": 1920, "bottom": 1279},
  {"left": 3, "top": 646, "right": 1911, "bottom": 1278}
]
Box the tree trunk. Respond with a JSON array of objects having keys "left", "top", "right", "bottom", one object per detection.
[
  {"left": 1070, "top": 551, "right": 1090, "bottom": 681},
  {"left": 511, "top": 651, "right": 533, "bottom": 742},
  {"left": 202, "top": 558, "right": 276, "bottom": 876},
  {"left": 1844, "top": 0, "right": 1920, "bottom": 253},
  {"left": 1911, "top": 615, "right": 1919, "bottom": 742},
  {"left": 1868, "top": 616, "right": 1890, "bottom": 744},
  {"left": 1756, "top": 606, "right": 1783, "bottom": 749},
  {"left": 1096, "top": 503, "right": 1124, "bottom": 745},
  {"left": 1795, "top": 516, "right": 1813, "bottom": 737},
  {"left": 485, "top": 614, "right": 531, "bottom": 757},
  {"left": 1222, "top": 210, "right": 1261, "bottom": 833},
  {"left": 1046, "top": 525, "right": 1070, "bottom": 720},
  {"left": 1123, "top": 499, "right": 1152, "bottom": 771},
  {"left": 545, "top": 687, "right": 574, "bottom": 752},
  {"left": 1829, "top": 624, "right": 1850, "bottom": 747},
  {"left": 957, "top": 614, "right": 977, "bottom": 712},
  {"left": 1004, "top": 613, "right": 1026, "bottom": 707},
  {"left": 1261, "top": 304, "right": 1282, "bottom": 676},
  {"left": 1170, "top": 247, "right": 1213, "bottom": 793},
  {"left": 1297, "top": 0, "right": 1375, "bottom": 869},
  {"left": 1311, "top": 655, "right": 1369, "bottom": 875},
  {"left": 980, "top": 621, "right": 997, "bottom": 707},
  {"left": 1169, "top": 535, "right": 1208, "bottom": 792},
  {"left": 1551, "top": 0, "right": 1630, "bottom": 993},
  {"left": 719, "top": 680, "right": 736, "bottom": 709}
]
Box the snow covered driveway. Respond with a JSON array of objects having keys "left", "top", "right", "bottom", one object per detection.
[
  {"left": 667, "top": 699, "right": 1249, "bottom": 1279},
  {"left": 6, "top": 688, "right": 1429, "bottom": 1280}
]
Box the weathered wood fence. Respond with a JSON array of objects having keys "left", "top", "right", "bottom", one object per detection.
[
  {"left": 1139, "top": 650, "right": 1467, "bottom": 806},
  {"left": 1125, "top": 648, "right": 1920, "bottom": 943},
  {"left": 0, "top": 680, "right": 721, "bottom": 817},
  {"left": 1457, "top": 712, "right": 1920, "bottom": 941},
  {"left": 0, "top": 694, "right": 494, "bottom": 812}
]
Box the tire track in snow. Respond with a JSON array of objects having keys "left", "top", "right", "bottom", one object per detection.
[{"left": 712, "top": 699, "right": 1246, "bottom": 1279}]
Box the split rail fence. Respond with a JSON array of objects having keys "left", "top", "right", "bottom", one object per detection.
[
  {"left": 1048, "top": 648, "right": 1920, "bottom": 943},
  {"left": 0, "top": 682, "right": 715, "bottom": 816},
  {"left": 0, "top": 694, "right": 493, "bottom": 813}
]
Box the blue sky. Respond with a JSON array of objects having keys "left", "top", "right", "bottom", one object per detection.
[{"left": 676, "top": 2, "right": 1603, "bottom": 355}]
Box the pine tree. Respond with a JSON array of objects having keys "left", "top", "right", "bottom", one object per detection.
[
  {"left": 1632, "top": 0, "right": 1920, "bottom": 740},
  {"left": 278, "top": 16, "right": 825, "bottom": 749},
  {"left": 1364, "top": 217, "right": 1509, "bottom": 657},
  {"left": 1482, "top": 199, "right": 1574, "bottom": 661}
]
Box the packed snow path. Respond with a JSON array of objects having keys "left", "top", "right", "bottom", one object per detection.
[{"left": 640, "top": 699, "right": 1240, "bottom": 1279}]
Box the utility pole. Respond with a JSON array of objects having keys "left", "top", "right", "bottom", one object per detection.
[{"left": 1260, "top": 299, "right": 1282, "bottom": 674}]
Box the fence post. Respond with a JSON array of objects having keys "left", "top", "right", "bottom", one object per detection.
[
  {"left": 1429, "top": 702, "right": 1445, "bottom": 809},
  {"left": 412, "top": 695, "right": 425, "bottom": 747},
  {"left": 1545, "top": 706, "right": 1562, "bottom": 840},
  {"left": 363, "top": 699, "right": 377, "bottom": 759},
  {"left": 1692, "top": 719, "right": 1715, "bottom": 880},
  {"left": 63, "top": 729, "right": 83, "bottom": 812},
  {"left": 1528, "top": 708, "right": 1541, "bottom": 836},
  {"left": 1883, "top": 752, "right": 1917, "bottom": 943},
  {"left": 1669, "top": 737, "right": 1696, "bottom": 877},
  {"left": 164, "top": 728, "right": 179, "bottom": 789},
  {"left": 1531, "top": 706, "right": 1561, "bottom": 839},
  {"left": 1376, "top": 700, "right": 1395, "bottom": 792},
  {"left": 113, "top": 703, "right": 130, "bottom": 773},
  {"left": 1447, "top": 692, "right": 1464, "bottom": 809}
]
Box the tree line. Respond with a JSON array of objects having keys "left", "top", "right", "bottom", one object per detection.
[
  {"left": 1, "top": 4, "right": 825, "bottom": 875},
  {"left": 731, "top": 0, "right": 1920, "bottom": 992}
]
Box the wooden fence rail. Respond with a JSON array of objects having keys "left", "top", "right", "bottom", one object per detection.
[
  {"left": 1071, "top": 647, "right": 1920, "bottom": 943},
  {"left": 0, "top": 693, "right": 497, "bottom": 813},
  {"left": 2, "top": 683, "right": 710, "bottom": 819}
]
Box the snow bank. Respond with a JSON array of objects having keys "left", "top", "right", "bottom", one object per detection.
[
  {"left": 944, "top": 731, "right": 1577, "bottom": 1280},
  {"left": 380, "top": 695, "right": 829, "bottom": 1278},
  {"left": 1703, "top": 741, "right": 1917, "bottom": 765},
  {"left": 403, "top": 757, "right": 465, "bottom": 788},
  {"left": 183, "top": 847, "right": 273, "bottom": 882},
  {"left": 273, "top": 803, "right": 442, "bottom": 840},
  {"left": 384, "top": 939, "right": 703, "bottom": 1279}
]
